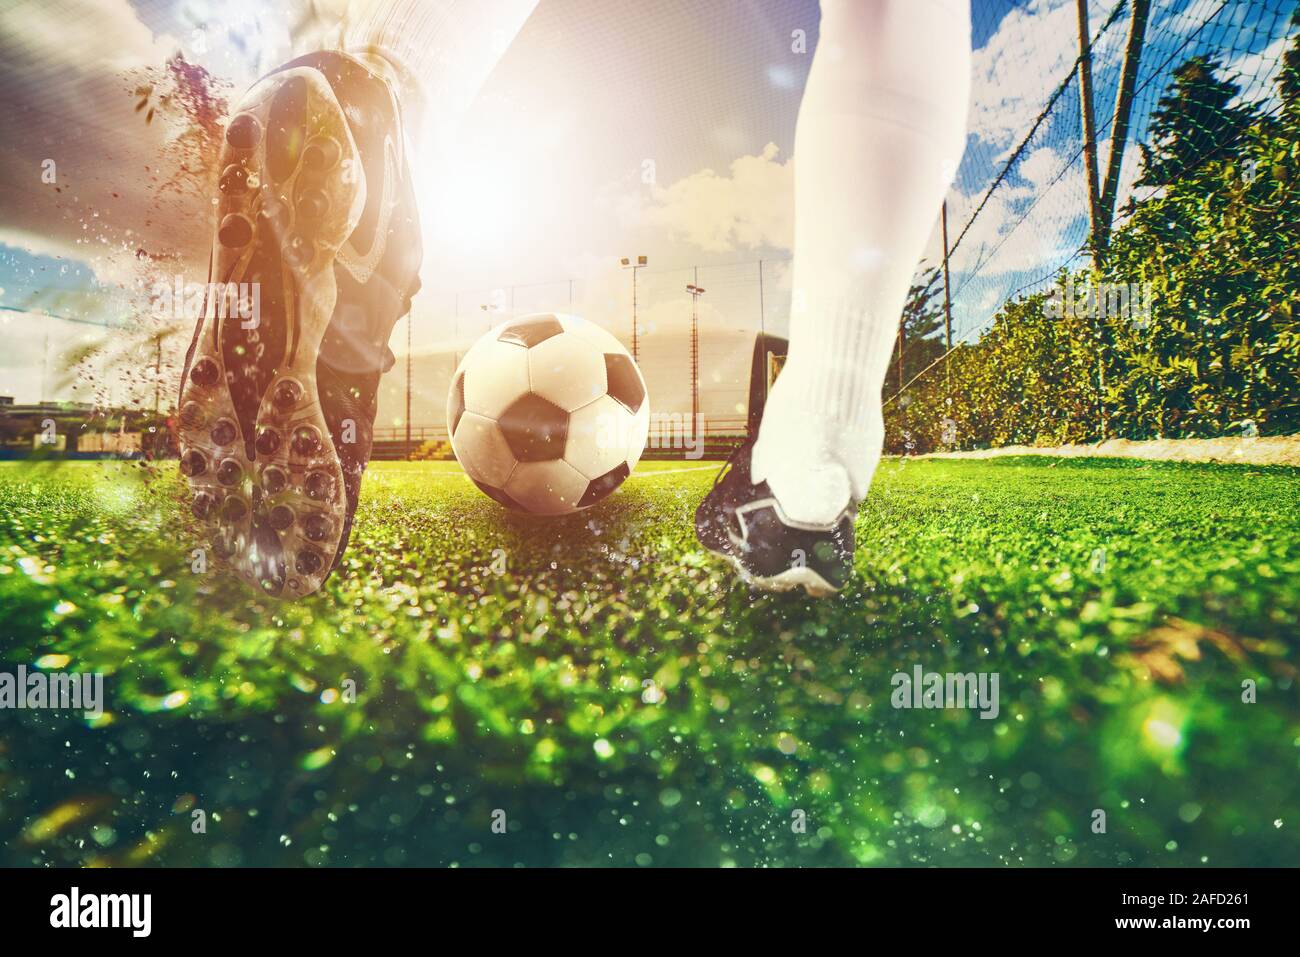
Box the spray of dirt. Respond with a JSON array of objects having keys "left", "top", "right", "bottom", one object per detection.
[
  {"left": 58, "top": 55, "right": 236, "bottom": 490},
  {"left": 129, "top": 54, "right": 232, "bottom": 237}
]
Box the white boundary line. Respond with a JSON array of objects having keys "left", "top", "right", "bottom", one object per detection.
[
  {"left": 627, "top": 465, "right": 718, "bottom": 477},
  {"left": 365, "top": 468, "right": 466, "bottom": 477},
  {"left": 366, "top": 464, "right": 720, "bottom": 479}
]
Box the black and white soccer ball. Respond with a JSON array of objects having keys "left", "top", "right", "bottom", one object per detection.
[{"left": 447, "top": 313, "right": 650, "bottom": 515}]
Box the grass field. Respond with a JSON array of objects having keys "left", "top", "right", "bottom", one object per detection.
[{"left": 0, "top": 456, "right": 1297, "bottom": 867}]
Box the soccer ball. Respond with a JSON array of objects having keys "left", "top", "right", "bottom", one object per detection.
[{"left": 447, "top": 313, "right": 650, "bottom": 515}]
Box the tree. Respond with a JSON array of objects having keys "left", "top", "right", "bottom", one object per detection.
[
  {"left": 1280, "top": 10, "right": 1300, "bottom": 123},
  {"left": 885, "top": 266, "right": 946, "bottom": 398},
  {"left": 1137, "top": 56, "right": 1256, "bottom": 187}
]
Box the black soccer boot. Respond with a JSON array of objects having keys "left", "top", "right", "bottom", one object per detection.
[
  {"left": 694, "top": 437, "right": 856, "bottom": 596},
  {"left": 177, "top": 50, "right": 422, "bottom": 598}
]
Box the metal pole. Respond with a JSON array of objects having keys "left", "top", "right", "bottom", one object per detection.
[
  {"left": 691, "top": 269, "right": 700, "bottom": 426},
  {"left": 1099, "top": 0, "right": 1152, "bottom": 247},
  {"left": 1076, "top": 0, "right": 1104, "bottom": 272},
  {"left": 1077, "top": 0, "right": 1109, "bottom": 439},
  {"left": 631, "top": 266, "right": 639, "bottom": 364},
  {"left": 405, "top": 313, "right": 412, "bottom": 447},
  {"left": 896, "top": 327, "right": 905, "bottom": 400},
  {"left": 154, "top": 334, "right": 162, "bottom": 413},
  {"left": 940, "top": 203, "right": 954, "bottom": 353},
  {"left": 941, "top": 201, "right": 955, "bottom": 404}
]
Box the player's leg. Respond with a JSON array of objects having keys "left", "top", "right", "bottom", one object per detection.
[
  {"left": 334, "top": 0, "right": 538, "bottom": 156},
  {"left": 754, "top": 0, "right": 971, "bottom": 522},
  {"left": 177, "top": 0, "right": 536, "bottom": 598},
  {"left": 695, "top": 0, "right": 971, "bottom": 594}
]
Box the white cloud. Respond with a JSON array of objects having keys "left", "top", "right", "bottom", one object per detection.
[
  {"left": 1226, "top": 32, "right": 1292, "bottom": 111},
  {"left": 619, "top": 142, "right": 794, "bottom": 254},
  {"left": 0, "top": 0, "right": 218, "bottom": 283},
  {"left": 970, "top": 0, "right": 1080, "bottom": 153},
  {"left": 0, "top": 0, "right": 177, "bottom": 73}
]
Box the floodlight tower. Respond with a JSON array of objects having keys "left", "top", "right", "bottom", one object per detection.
[
  {"left": 620, "top": 255, "right": 648, "bottom": 363},
  {"left": 686, "top": 282, "right": 706, "bottom": 426}
]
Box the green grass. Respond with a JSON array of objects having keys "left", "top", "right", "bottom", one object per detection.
[{"left": 0, "top": 456, "right": 1297, "bottom": 866}]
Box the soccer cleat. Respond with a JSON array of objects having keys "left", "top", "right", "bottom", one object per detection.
[
  {"left": 177, "top": 50, "right": 422, "bottom": 598},
  {"left": 694, "top": 438, "right": 856, "bottom": 596}
]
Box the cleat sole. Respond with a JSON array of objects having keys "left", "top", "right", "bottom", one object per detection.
[{"left": 179, "top": 66, "right": 366, "bottom": 599}]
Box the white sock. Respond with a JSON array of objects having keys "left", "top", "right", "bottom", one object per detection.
[{"left": 751, "top": 0, "right": 971, "bottom": 526}]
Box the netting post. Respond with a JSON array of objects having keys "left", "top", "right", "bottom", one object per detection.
[
  {"left": 896, "top": 326, "right": 905, "bottom": 401},
  {"left": 1077, "top": 0, "right": 1109, "bottom": 440},
  {"left": 1076, "top": 0, "right": 1104, "bottom": 273},
  {"left": 1099, "top": 0, "right": 1152, "bottom": 250},
  {"left": 154, "top": 333, "right": 163, "bottom": 414},
  {"left": 632, "top": 267, "right": 639, "bottom": 363},
  {"left": 690, "top": 268, "right": 701, "bottom": 428},
  {"left": 941, "top": 200, "right": 954, "bottom": 403}
]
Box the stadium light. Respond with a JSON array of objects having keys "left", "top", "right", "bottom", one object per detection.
[
  {"left": 686, "top": 283, "right": 706, "bottom": 427},
  {"left": 620, "top": 255, "right": 648, "bottom": 363}
]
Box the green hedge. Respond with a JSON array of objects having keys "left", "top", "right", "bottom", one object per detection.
[{"left": 885, "top": 46, "right": 1300, "bottom": 454}]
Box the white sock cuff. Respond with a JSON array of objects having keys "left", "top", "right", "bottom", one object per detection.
[{"left": 782, "top": 291, "right": 896, "bottom": 432}]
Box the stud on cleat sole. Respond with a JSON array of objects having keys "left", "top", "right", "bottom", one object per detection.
[
  {"left": 180, "top": 450, "right": 207, "bottom": 477},
  {"left": 191, "top": 492, "right": 216, "bottom": 519},
  {"left": 222, "top": 497, "right": 248, "bottom": 522},
  {"left": 218, "top": 213, "right": 254, "bottom": 248},
  {"left": 304, "top": 471, "right": 333, "bottom": 500},
  {"left": 303, "top": 512, "right": 331, "bottom": 542},
  {"left": 216, "top": 458, "right": 243, "bottom": 486},
  {"left": 292, "top": 427, "right": 322, "bottom": 457},
  {"left": 272, "top": 379, "right": 303, "bottom": 409},
  {"left": 189, "top": 358, "right": 220, "bottom": 388},
  {"left": 268, "top": 504, "right": 295, "bottom": 530},
  {"left": 219, "top": 164, "right": 249, "bottom": 195},
  {"left": 295, "top": 549, "right": 324, "bottom": 575},
  {"left": 225, "top": 113, "right": 262, "bottom": 150},
  {"left": 211, "top": 419, "right": 238, "bottom": 446},
  {"left": 180, "top": 401, "right": 205, "bottom": 428},
  {"left": 303, "top": 136, "right": 341, "bottom": 171},
  {"left": 262, "top": 466, "right": 288, "bottom": 495},
  {"left": 273, "top": 377, "right": 302, "bottom": 408},
  {"left": 255, "top": 428, "right": 281, "bottom": 455}
]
